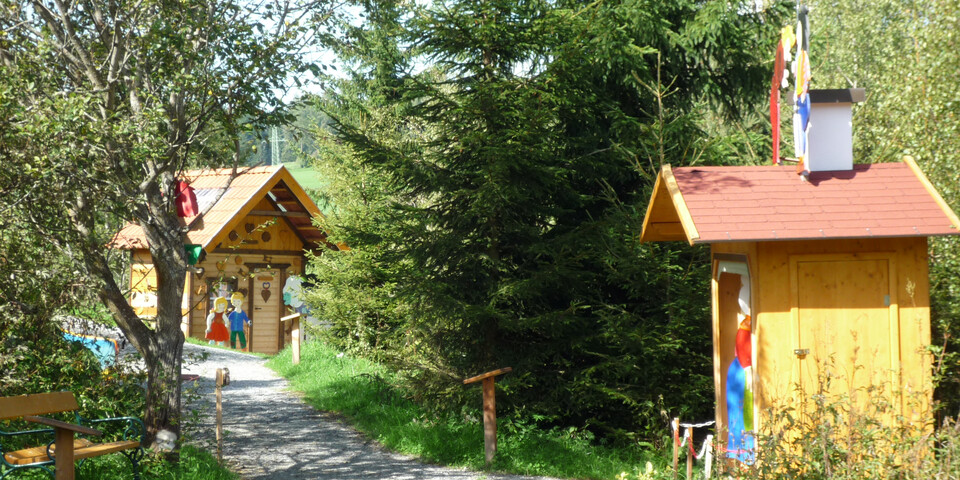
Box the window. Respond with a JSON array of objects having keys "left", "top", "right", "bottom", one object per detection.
[{"left": 206, "top": 278, "right": 238, "bottom": 311}]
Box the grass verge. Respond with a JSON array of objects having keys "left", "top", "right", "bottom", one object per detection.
[
  {"left": 184, "top": 336, "right": 271, "bottom": 359},
  {"left": 8, "top": 445, "right": 238, "bottom": 480},
  {"left": 267, "top": 340, "right": 668, "bottom": 479}
]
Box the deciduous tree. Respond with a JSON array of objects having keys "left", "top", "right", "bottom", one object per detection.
[{"left": 0, "top": 0, "right": 332, "bottom": 449}]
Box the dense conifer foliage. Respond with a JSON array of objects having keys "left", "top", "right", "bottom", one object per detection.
[{"left": 307, "top": 0, "right": 788, "bottom": 442}]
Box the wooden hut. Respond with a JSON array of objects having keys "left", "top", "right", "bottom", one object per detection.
[
  {"left": 113, "top": 165, "right": 333, "bottom": 355},
  {"left": 640, "top": 156, "right": 960, "bottom": 460}
]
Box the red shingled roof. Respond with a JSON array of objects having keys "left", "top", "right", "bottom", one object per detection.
[{"left": 641, "top": 159, "right": 960, "bottom": 244}]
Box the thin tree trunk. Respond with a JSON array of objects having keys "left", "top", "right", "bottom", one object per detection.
[
  {"left": 83, "top": 204, "right": 188, "bottom": 451},
  {"left": 141, "top": 225, "right": 188, "bottom": 450},
  {"left": 142, "top": 334, "right": 183, "bottom": 452},
  {"left": 93, "top": 243, "right": 186, "bottom": 449}
]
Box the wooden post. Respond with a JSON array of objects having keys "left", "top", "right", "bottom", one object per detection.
[
  {"left": 482, "top": 377, "right": 496, "bottom": 464},
  {"left": 216, "top": 367, "right": 230, "bottom": 464},
  {"left": 686, "top": 426, "right": 693, "bottom": 480},
  {"left": 54, "top": 427, "right": 75, "bottom": 480},
  {"left": 672, "top": 417, "right": 679, "bottom": 478},
  {"left": 463, "top": 367, "right": 512, "bottom": 467},
  {"left": 281, "top": 313, "right": 301, "bottom": 365},
  {"left": 23, "top": 415, "right": 100, "bottom": 480}
]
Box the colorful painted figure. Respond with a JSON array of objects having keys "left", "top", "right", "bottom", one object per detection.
[
  {"left": 228, "top": 292, "right": 252, "bottom": 349},
  {"left": 283, "top": 275, "right": 318, "bottom": 324},
  {"left": 206, "top": 296, "right": 230, "bottom": 346},
  {"left": 771, "top": 25, "right": 796, "bottom": 165},
  {"left": 792, "top": 5, "right": 812, "bottom": 176},
  {"left": 726, "top": 281, "right": 754, "bottom": 464}
]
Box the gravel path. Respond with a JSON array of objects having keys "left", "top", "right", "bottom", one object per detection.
[{"left": 182, "top": 343, "right": 557, "bottom": 480}]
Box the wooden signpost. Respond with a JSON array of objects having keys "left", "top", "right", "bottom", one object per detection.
[
  {"left": 280, "top": 313, "right": 302, "bottom": 365},
  {"left": 215, "top": 367, "right": 230, "bottom": 463},
  {"left": 463, "top": 367, "right": 512, "bottom": 466},
  {"left": 672, "top": 418, "right": 679, "bottom": 478}
]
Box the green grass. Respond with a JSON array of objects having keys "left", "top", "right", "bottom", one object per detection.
[
  {"left": 7, "top": 445, "right": 238, "bottom": 480},
  {"left": 267, "top": 341, "right": 669, "bottom": 480},
  {"left": 282, "top": 161, "right": 325, "bottom": 191},
  {"left": 184, "top": 336, "right": 271, "bottom": 359}
]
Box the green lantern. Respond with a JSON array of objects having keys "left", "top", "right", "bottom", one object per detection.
[{"left": 185, "top": 245, "right": 202, "bottom": 265}]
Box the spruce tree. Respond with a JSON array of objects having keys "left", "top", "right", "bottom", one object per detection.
[{"left": 313, "top": 0, "right": 787, "bottom": 440}]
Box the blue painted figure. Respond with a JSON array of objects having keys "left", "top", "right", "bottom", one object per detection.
[
  {"left": 726, "top": 281, "right": 755, "bottom": 464},
  {"left": 228, "top": 292, "right": 251, "bottom": 349}
]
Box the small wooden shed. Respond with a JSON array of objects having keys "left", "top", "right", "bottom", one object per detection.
[
  {"left": 113, "top": 165, "right": 333, "bottom": 355},
  {"left": 640, "top": 157, "right": 960, "bottom": 459}
]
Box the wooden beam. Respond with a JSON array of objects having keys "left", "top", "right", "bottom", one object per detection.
[
  {"left": 903, "top": 155, "right": 960, "bottom": 230},
  {"left": 211, "top": 248, "right": 306, "bottom": 256},
  {"left": 264, "top": 193, "right": 313, "bottom": 249},
  {"left": 462, "top": 367, "right": 513, "bottom": 385},
  {"left": 247, "top": 209, "right": 312, "bottom": 218},
  {"left": 24, "top": 416, "right": 101, "bottom": 436},
  {"left": 661, "top": 165, "right": 700, "bottom": 245}
]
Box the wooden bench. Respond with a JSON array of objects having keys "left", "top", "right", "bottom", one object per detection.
[{"left": 0, "top": 392, "right": 144, "bottom": 480}]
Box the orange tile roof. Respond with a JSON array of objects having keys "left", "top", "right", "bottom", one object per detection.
[
  {"left": 641, "top": 158, "right": 960, "bottom": 244},
  {"left": 112, "top": 165, "right": 327, "bottom": 250}
]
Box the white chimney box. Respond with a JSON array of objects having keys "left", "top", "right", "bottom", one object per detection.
[{"left": 806, "top": 88, "right": 865, "bottom": 172}]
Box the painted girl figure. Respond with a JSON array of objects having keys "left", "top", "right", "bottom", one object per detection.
[{"left": 206, "top": 296, "right": 230, "bottom": 346}]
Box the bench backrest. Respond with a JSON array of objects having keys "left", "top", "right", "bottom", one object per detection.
[{"left": 0, "top": 392, "right": 78, "bottom": 421}]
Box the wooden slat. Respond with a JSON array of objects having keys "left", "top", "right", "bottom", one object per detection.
[
  {"left": 24, "top": 416, "right": 101, "bottom": 436},
  {"left": 248, "top": 209, "right": 312, "bottom": 218},
  {"left": 0, "top": 392, "right": 77, "bottom": 420},
  {"left": 463, "top": 367, "right": 513, "bottom": 385},
  {"left": 73, "top": 441, "right": 140, "bottom": 460},
  {"left": 3, "top": 439, "right": 93, "bottom": 465},
  {"left": 3, "top": 439, "right": 139, "bottom": 466},
  {"left": 211, "top": 248, "right": 305, "bottom": 256}
]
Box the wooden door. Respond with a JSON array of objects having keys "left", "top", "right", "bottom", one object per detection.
[
  {"left": 250, "top": 268, "right": 281, "bottom": 354},
  {"left": 793, "top": 255, "right": 899, "bottom": 420}
]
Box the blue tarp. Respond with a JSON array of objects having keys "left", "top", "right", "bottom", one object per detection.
[{"left": 63, "top": 331, "right": 119, "bottom": 369}]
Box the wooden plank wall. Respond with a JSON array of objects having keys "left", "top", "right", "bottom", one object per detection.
[
  {"left": 181, "top": 205, "right": 306, "bottom": 354},
  {"left": 184, "top": 254, "right": 302, "bottom": 353},
  {"left": 130, "top": 249, "right": 158, "bottom": 317},
  {"left": 713, "top": 237, "right": 932, "bottom": 435}
]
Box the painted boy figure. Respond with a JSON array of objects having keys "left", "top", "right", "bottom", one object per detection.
[{"left": 228, "top": 292, "right": 252, "bottom": 349}]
